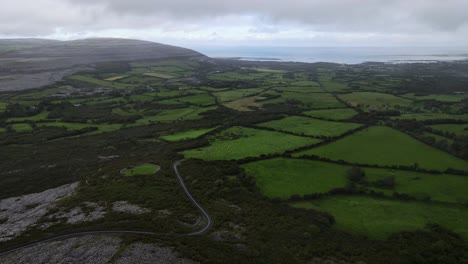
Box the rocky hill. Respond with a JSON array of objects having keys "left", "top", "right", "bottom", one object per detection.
[{"left": 0, "top": 38, "right": 206, "bottom": 91}]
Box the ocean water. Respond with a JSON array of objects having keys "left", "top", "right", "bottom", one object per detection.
[{"left": 194, "top": 46, "right": 468, "bottom": 64}]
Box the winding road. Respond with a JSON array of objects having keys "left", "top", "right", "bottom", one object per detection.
[{"left": 0, "top": 160, "right": 212, "bottom": 257}]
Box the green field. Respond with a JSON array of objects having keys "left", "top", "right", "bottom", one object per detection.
[
  {"left": 7, "top": 111, "right": 51, "bottom": 122},
  {"left": 37, "top": 122, "right": 122, "bottom": 135},
  {"left": 275, "top": 86, "right": 324, "bottom": 93},
  {"left": 68, "top": 75, "right": 131, "bottom": 88},
  {"left": 338, "top": 92, "right": 413, "bottom": 110},
  {"left": 303, "top": 108, "right": 357, "bottom": 120},
  {"left": 292, "top": 195, "right": 468, "bottom": 240},
  {"left": 123, "top": 163, "right": 160, "bottom": 176},
  {"left": 11, "top": 123, "right": 33, "bottom": 132},
  {"left": 431, "top": 124, "right": 468, "bottom": 137},
  {"left": 364, "top": 168, "right": 468, "bottom": 204},
  {"left": 142, "top": 72, "right": 175, "bottom": 79},
  {"left": 176, "top": 93, "right": 215, "bottom": 106},
  {"left": 258, "top": 116, "right": 362, "bottom": 137},
  {"left": 160, "top": 127, "right": 216, "bottom": 142},
  {"left": 213, "top": 88, "right": 266, "bottom": 102},
  {"left": 134, "top": 106, "right": 216, "bottom": 124},
  {"left": 402, "top": 93, "right": 468, "bottom": 102},
  {"left": 0, "top": 102, "right": 8, "bottom": 112},
  {"left": 242, "top": 158, "right": 348, "bottom": 198},
  {"left": 290, "top": 80, "right": 321, "bottom": 87},
  {"left": 392, "top": 113, "right": 468, "bottom": 121},
  {"left": 294, "top": 126, "right": 468, "bottom": 171},
  {"left": 183, "top": 126, "right": 319, "bottom": 160},
  {"left": 279, "top": 92, "right": 345, "bottom": 108}
]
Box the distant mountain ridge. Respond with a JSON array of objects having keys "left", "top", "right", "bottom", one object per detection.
[{"left": 0, "top": 38, "right": 206, "bottom": 91}]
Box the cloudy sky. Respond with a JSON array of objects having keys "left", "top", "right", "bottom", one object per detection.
[{"left": 1, "top": 0, "right": 468, "bottom": 47}]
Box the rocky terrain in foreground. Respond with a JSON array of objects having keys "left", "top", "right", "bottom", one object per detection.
[{"left": 0, "top": 235, "right": 197, "bottom": 264}]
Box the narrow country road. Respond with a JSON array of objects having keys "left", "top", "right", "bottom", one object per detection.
[
  {"left": 173, "top": 160, "right": 212, "bottom": 235},
  {"left": 0, "top": 160, "right": 212, "bottom": 257}
]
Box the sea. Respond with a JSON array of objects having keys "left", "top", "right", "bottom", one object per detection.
[{"left": 194, "top": 46, "right": 468, "bottom": 64}]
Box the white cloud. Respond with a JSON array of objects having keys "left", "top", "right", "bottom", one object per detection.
[{"left": 0, "top": 0, "right": 467, "bottom": 47}]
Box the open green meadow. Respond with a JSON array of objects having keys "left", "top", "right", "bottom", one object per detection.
[
  {"left": 7, "top": 111, "right": 51, "bottom": 122},
  {"left": 338, "top": 92, "right": 414, "bottom": 110},
  {"left": 11, "top": 123, "right": 33, "bottom": 132},
  {"left": 183, "top": 126, "right": 319, "bottom": 160},
  {"left": 292, "top": 195, "right": 468, "bottom": 240},
  {"left": 68, "top": 75, "right": 131, "bottom": 88},
  {"left": 392, "top": 112, "right": 468, "bottom": 121},
  {"left": 242, "top": 158, "right": 348, "bottom": 198},
  {"left": 402, "top": 93, "right": 468, "bottom": 102},
  {"left": 175, "top": 93, "right": 216, "bottom": 106},
  {"left": 431, "top": 124, "right": 468, "bottom": 137},
  {"left": 123, "top": 163, "right": 160, "bottom": 176},
  {"left": 160, "top": 127, "right": 216, "bottom": 142},
  {"left": 294, "top": 126, "right": 468, "bottom": 171},
  {"left": 214, "top": 88, "right": 266, "bottom": 102},
  {"left": 303, "top": 108, "right": 357, "bottom": 120},
  {"left": 258, "top": 116, "right": 362, "bottom": 137},
  {"left": 364, "top": 168, "right": 468, "bottom": 204}
]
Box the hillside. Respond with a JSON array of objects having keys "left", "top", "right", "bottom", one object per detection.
[{"left": 0, "top": 38, "right": 206, "bottom": 91}]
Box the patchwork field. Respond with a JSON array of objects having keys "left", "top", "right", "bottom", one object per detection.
[
  {"left": 392, "top": 113, "right": 468, "bottom": 121},
  {"left": 303, "top": 108, "right": 357, "bottom": 120},
  {"left": 292, "top": 195, "right": 468, "bottom": 240},
  {"left": 183, "top": 126, "right": 319, "bottom": 160},
  {"left": 364, "top": 168, "right": 468, "bottom": 204},
  {"left": 242, "top": 158, "right": 348, "bottom": 198},
  {"left": 294, "top": 126, "right": 468, "bottom": 171},
  {"left": 214, "top": 88, "right": 266, "bottom": 102},
  {"left": 175, "top": 93, "right": 216, "bottom": 106},
  {"left": 160, "top": 127, "right": 216, "bottom": 142},
  {"left": 123, "top": 163, "right": 160, "bottom": 176},
  {"left": 223, "top": 96, "right": 264, "bottom": 111},
  {"left": 338, "top": 92, "right": 414, "bottom": 110},
  {"left": 267, "top": 92, "right": 345, "bottom": 109},
  {"left": 11, "top": 123, "right": 33, "bottom": 132},
  {"left": 258, "top": 116, "right": 362, "bottom": 137},
  {"left": 431, "top": 124, "right": 468, "bottom": 137}
]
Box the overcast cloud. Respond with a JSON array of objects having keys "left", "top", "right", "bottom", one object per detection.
[{"left": 0, "top": 0, "right": 467, "bottom": 47}]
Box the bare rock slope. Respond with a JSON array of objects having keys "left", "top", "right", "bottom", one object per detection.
[{"left": 0, "top": 38, "right": 206, "bottom": 91}]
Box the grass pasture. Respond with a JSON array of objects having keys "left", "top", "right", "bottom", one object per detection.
[
  {"left": 0, "top": 102, "right": 7, "bottom": 112},
  {"left": 364, "top": 168, "right": 468, "bottom": 204},
  {"left": 303, "top": 108, "right": 357, "bottom": 120},
  {"left": 160, "top": 127, "right": 216, "bottom": 142},
  {"left": 294, "top": 126, "right": 468, "bottom": 171},
  {"left": 214, "top": 88, "right": 266, "bottom": 102},
  {"left": 338, "top": 92, "right": 413, "bottom": 110},
  {"left": 280, "top": 92, "right": 345, "bottom": 109},
  {"left": 104, "top": 75, "right": 129, "bottom": 81},
  {"left": 223, "top": 96, "right": 264, "bottom": 111},
  {"left": 258, "top": 116, "right": 362, "bottom": 137},
  {"left": 292, "top": 195, "right": 468, "bottom": 240},
  {"left": 123, "top": 163, "right": 160, "bottom": 176},
  {"left": 11, "top": 123, "right": 33, "bottom": 132},
  {"left": 402, "top": 93, "right": 468, "bottom": 102},
  {"left": 176, "top": 93, "right": 215, "bottom": 106},
  {"left": 392, "top": 112, "right": 468, "bottom": 121},
  {"left": 242, "top": 158, "right": 348, "bottom": 198},
  {"left": 142, "top": 72, "right": 175, "bottom": 79},
  {"left": 68, "top": 75, "right": 130, "bottom": 88},
  {"left": 183, "top": 126, "right": 319, "bottom": 160},
  {"left": 431, "top": 124, "right": 468, "bottom": 137},
  {"left": 7, "top": 111, "right": 51, "bottom": 122}
]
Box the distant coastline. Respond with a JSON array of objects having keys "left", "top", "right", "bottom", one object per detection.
[{"left": 196, "top": 46, "right": 468, "bottom": 64}]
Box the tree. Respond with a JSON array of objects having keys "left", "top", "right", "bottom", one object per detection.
[{"left": 346, "top": 166, "right": 366, "bottom": 183}]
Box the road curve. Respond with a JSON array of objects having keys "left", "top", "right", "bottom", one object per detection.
[
  {"left": 0, "top": 160, "right": 212, "bottom": 257},
  {"left": 173, "top": 160, "right": 212, "bottom": 235}
]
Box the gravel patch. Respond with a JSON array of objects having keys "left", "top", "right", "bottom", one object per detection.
[
  {"left": 112, "top": 201, "right": 150, "bottom": 214},
  {"left": 0, "top": 183, "right": 78, "bottom": 242}
]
